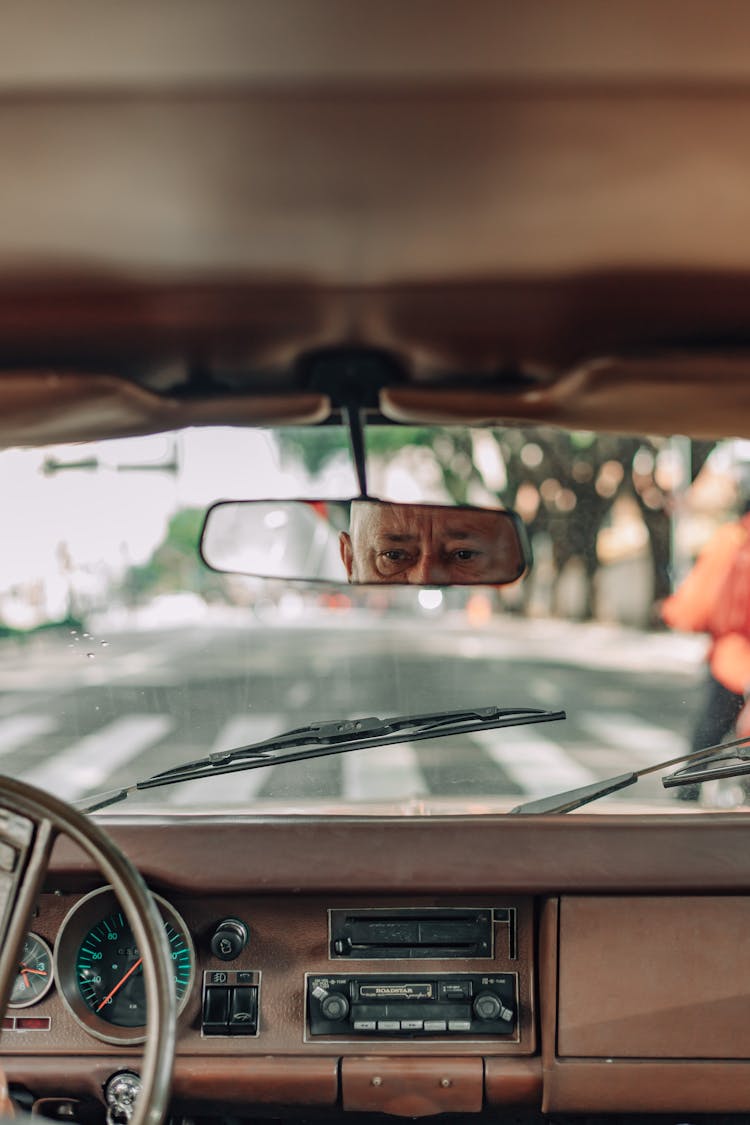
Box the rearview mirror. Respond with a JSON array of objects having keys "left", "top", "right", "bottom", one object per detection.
[{"left": 200, "top": 499, "right": 531, "bottom": 586}]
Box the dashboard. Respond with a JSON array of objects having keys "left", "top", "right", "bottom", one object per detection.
[{"left": 4, "top": 812, "right": 750, "bottom": 1119}]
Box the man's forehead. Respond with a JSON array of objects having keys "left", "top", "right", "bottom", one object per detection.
[
  {"left": 376, "top": 528, "right": 480, "bottom": 541},
  {"left": 351, "top": 503, "right": 411, "bottom": 531},
  {"left": 352, "top": 504, "right": 499, "bottom": 535}
]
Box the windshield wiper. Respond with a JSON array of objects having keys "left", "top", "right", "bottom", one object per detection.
[
  {"left": 510, "top": 731, "right": 750, "bottom": 815},
  {"left": 662, "top": 741, "right": 750, "bottom": 789},
  {"left": 79, "top": 705, "right": 566, "bottom": 812}
]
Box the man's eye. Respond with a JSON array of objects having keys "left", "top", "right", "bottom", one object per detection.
[
  {"left": 382, "top": 550, "right": 409, "bottom": 561},
  {"left": 452, "top": 549, "right": 480, "bottom": 562}
]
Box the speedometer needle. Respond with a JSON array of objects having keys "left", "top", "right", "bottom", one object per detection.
[{"left": 96, "top": 957, "right": 143, "bottom": 1012}]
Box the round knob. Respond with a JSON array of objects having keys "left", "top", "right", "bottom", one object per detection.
[
  {"left": 210, "top": 918, "right": 249, "bottom": 961},
  {"left": 320, "top": 993, "right": 350, "bottom": 1022},
  {"left": 473, "top": 992, "right": 503, "bottom": 1021}
]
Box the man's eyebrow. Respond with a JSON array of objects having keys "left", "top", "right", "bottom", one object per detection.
[{"left": 378, "top": 533, "right": 418, "bottom": 543}]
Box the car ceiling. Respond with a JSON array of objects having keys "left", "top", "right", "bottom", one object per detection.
[{"left": 2, "top": 0, "right": 750, "bottom": 444}]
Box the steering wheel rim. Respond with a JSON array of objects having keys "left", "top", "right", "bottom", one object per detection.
[{"left": 0, "top": 775, "right": 176, "bottom": 1125}]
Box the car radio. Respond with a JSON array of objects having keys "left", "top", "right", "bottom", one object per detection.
[{"left": 307, "top": 972, "right": 517, "bottom": 1038}]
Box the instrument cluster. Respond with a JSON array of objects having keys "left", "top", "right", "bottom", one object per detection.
[{"left": 9, "top": 886, "right": 195, "bottom": 1044}]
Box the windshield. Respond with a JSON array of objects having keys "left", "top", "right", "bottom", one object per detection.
[{"left": 0, "top": 423, "right": 741, "bottom": 815}]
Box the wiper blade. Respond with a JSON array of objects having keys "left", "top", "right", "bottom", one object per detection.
[
  {"left": 510, "top": 731, "right": 750, "bottom": 815},
  {"left": 79, "top": 705, "right": 566, "bottom": 813},
  {"left": 662, "top": 738, "right": 750, "bottom": 789}
]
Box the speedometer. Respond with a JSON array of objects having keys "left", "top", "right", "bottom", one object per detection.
[
  {"left": 55, "top": 887, "right": 195, "bottom": 1044},
  {"left": 75, "top": 907, "right": 192, "bottom": 1026}
]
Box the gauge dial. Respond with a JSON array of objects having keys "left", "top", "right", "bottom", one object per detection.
[
  {"left": 76, "top": 908, "right": 192, "bottom": 1027},
  {"left": 55, "top": 887, "right": 195, "bottom": 1044},
  {"left": 9, "top": 933, "right": 54, "bottom": 1008}
]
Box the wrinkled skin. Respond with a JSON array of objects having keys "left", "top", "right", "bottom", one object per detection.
[{"left": 339, "top": 501, "right": 522, "bottom": 585}]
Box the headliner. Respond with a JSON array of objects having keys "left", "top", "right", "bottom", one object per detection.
[{"left": 1, "top": 2, "right": 750, "bottom": 441}]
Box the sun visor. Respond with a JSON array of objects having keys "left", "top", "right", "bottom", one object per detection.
[
  {"left": 380, "top": 354, "right": 750, "bottom": 439},
  {"left": 0, "top": 372, "right": 330, "bottom": 448}
]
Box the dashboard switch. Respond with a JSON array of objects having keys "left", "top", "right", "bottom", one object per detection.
[
  {"left": 202, "top": 986, "right": 230, "bottom": 1033},
  {"left": 202, "top": 970, "right": 260, "bottom": 1037},
  {"left": 229, "top": 987, "right": 258, "bottom": 1035},
  {"left": 210, "top": 917, "right": 249, "bottom": 961}
]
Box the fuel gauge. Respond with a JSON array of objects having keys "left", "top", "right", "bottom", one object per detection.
[{"left": 10, "top": 933, "right": 54, "bottom": 1008}]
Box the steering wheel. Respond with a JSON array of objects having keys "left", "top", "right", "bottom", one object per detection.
[{"left": 0, "top": 776, "right": 176, "bottom": 1125}]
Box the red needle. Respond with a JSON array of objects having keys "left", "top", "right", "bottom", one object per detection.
[
  {"left": 20, "top": 964, "right": 47, "bottom": 976},
  {"left": 96, "top": 957, "right": 143, "bottom": 1012},
  {"left": 20, "top": 969, "right": 30, "bottom": 988}
]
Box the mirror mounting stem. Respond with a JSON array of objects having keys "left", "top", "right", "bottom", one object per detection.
[{"left": 345, "top": 405, "right": 369, "bottom": 500}]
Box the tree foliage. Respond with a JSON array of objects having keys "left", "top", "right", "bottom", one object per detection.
[
  {"left": 120, "top": 508, "right": 226, "bottom": 603},
  {"left": 277, "top": 425, "right": 716, "bottom": 620}
]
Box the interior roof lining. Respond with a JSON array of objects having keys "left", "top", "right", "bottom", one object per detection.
[
  {"left": 1, "top": 353, "right": 750, "bottom": 447},
  {"left": 6, "top": 0, "right": 750, "bottom": 89}
]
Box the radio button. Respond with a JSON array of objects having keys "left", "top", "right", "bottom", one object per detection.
[
  {"left": 423, "top": 1020, "right": 447, "bottom": 1032},
  {"left": 401, "top": 1019, "right": 423, "bottom": 1030},
  {"left": 438, "top": 980, "right": 472, "bottom": 1001},
  {"left": 353, "top": 1020, "right": 377, "bottom": 1031},
  {"left": 377, "top": 1020, "right": 401, "bottom": 1031},
  {"left": 448, "top": 1019, "right": 472, "bottom": 1031}
]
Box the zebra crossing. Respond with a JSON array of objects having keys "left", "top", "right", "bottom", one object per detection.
[
  {"left": 0, "top": 700, "right": 690, "bottom": 808},
  {"left": 0, "top": 714, "right": 58, "bottom": 760},
  {"left": 22, "top": 715, "right": 175, "bottom": 802}
]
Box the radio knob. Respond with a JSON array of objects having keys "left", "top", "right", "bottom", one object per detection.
[
  {"left": 473, "top": 992, "right": 504, "bottom": 1021},
  {"left": 320, "top": 993, "right": 350, "bottom": 1022}
]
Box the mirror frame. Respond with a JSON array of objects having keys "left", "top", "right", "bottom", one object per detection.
[{"left": 199, "top": 497, "right": 534, "bottom": 587}]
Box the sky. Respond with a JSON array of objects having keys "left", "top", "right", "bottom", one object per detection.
[{"left": 0, "top": 427, "right": 357, "bottom": 615}]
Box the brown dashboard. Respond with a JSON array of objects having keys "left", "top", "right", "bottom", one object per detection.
[{"left": 4, "top": 813, "right": 750, "bottom": 1118}]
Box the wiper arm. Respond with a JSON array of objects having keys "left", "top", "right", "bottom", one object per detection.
[
  {"left": 79, "top": 705, "right": 566, "bottom": 813},
  {"left": 510, "top": 731, "right": 750, "bottom": 815}
]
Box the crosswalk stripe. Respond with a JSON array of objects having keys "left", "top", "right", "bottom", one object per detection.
[
  {"left": 342, "top": 743, "right": 426, "bottom": 800},
  {"left": 168, "top": 715, "right": 283, "bottom": 806},
  {"left": 414, "top": 738, "right": 524, "bottom": 795},
  {"left": 21, "top": 715, "right": 173, "bottom": 801},
  {"left": 577, "top": 711, "right": 688, "bottom": 764},
  {"left": 472, "top": 726, "right": 594, "bottom": 797},
  {"left": 0, "top": 714, "right": 57, "bottom": 760}
]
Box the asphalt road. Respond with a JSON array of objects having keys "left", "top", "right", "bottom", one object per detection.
[{"left": 0, "top": 608, "right": 712, "bottom": 812}]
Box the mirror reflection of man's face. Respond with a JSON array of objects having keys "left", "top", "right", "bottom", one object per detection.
[{"left": 339, "top": 502, "right": 519, "bottom": 585}]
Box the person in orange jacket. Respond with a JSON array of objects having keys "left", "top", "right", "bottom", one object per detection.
[{"left": 662, "top": 510, "right": 750, "bottom": 796}]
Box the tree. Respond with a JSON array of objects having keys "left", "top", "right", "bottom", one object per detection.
[
  {"left": 276, "top": 425, "right": 716, "bottom": 621},
  {"left": 120, "top": 508, "right": 227, "bottom": 604}
]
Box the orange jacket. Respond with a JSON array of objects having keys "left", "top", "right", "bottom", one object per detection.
[{"left": 661, "top": 519, "right": 750, "bottom": 695}]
